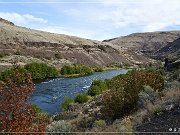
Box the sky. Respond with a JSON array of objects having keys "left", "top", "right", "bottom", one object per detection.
[{"left": 0, "top": 0, "right": 180, "bottom": 41}]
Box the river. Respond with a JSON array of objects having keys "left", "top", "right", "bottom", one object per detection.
[{"left": 31, "top": 69, "right": 128, "bottom": 114}]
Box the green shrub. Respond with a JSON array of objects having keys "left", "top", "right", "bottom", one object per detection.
[
  {"left": 60, "top": 64, "right": 93, "bottom": 75},
  {"left": 46, "top": 66, "right": 59, "bottom": 78},
  {"left": 104, "top": 79, "right": 112, "bottom": 88},
  {"left": 88, "top": 85, "right": 101, "bottom": 96},
  {"left": 145, "top": 64, "right": 166, "bottom": 77},
  {"left": 88, "top": 80, "right": 108, "bottom": 96},
  {"left": 61, "top": 96, "right": 74, "bottom": 111},
  {"left": 94, "top": 67, "right": 104, "bottom": 72},
  {"left": 46, "top": 120, "right": 74, "bottom": 133},
  {"left": 32, "top": 104, "right": 43, "bottom": 114},
  {"left": 24, "top": 62, "right": 59, "bottom": 80},
  {"left": 101, "top": 70, "right": 164, "bottom": 118},
  {"left": 74, "top": 93, "right": 90, "bottom": 103}
]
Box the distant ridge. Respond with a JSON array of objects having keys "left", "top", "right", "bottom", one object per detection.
[
  {"left": 104, "top": 31, "right": 180, "bottom": 62},
  {"left": 0, "top": 18, "right": 14, "bottom": 26}
]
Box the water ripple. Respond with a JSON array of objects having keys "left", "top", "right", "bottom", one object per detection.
[{"left": 31, "top": 69, "right": 128, "bottom": 114}]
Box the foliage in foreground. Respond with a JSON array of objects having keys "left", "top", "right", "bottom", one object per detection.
[
  {"left": 46, "top": 120, "right": 74, "bottom": 133},
  {"left": 101, "top": 70, "right": 164, "bottom": 118},
  {"left": 0, "top": 67, "right": 27, "bottom": 82},
  {"left": 0, "top": 68, "right": 49, "bottom": 132}
]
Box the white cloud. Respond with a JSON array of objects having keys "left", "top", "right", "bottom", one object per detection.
[
  {"left": 62, "top": 0, "right": 180, "bottom": 32},
  {"left": 0, "top": 12, "right": 47, "bottom": 25},
  {"left": 97, "top": 0, "right": 180, "bottom": 32}
]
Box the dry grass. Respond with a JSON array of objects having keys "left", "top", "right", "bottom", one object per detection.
[
  {"left": 146, "top": 102, "right": 162, "bottom": 114},
  {"left": 118, "top": 116, "right": 134, "bottom": 134},
  {"left": 131, "top": 110, "right": 148, "bottom": 126},
  {"left": 163, "top": 88, "right": 180, "bottom": 103}
]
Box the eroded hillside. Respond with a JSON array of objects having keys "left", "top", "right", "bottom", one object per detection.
[{"left": 0, "top": 18, "right": 152, "bottom": 70}]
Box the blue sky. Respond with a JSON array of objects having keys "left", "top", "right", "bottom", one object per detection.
[{"left": 0, "top": 0, "right": 180, "bottom": 40}]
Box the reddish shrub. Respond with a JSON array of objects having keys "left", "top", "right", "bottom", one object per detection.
[{"left": 0, "top": 67, "right": 49, "bottom": 133}]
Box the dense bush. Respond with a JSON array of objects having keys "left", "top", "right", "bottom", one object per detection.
[
  {"left": 140, "top": 70, "right": 164, "bottom": 91},
  {"left": 94, "top": 67, "right": 104, "bottom": 72},
  {"left": 104, "top": 79, "right": 112, "bottom": 88},
  {"left": 0, "top": 63, "right": 59, "bottom": 81},
  {"left": 101, "top": 70, "right": 164, "bottom": 118},
  {"left": 0, "top": 68, "right": 48, "bottom": 132},
  {"left": 60, "top": 64, "right": 93, "bottom": 75},
  {"left": 61, "top": 96, "right": 74, "bottom": 111},
  {"left": 0, "top": 67, "right": 27, "bottom": 82},
  {"left": 24, "top": 62, "right": 59, "bottom": 80},
  {"left": 145, "top": 64, "right": 166, "bottom": 77},
  {"left": 74, "top": 93, "right": 90, "bottom": 103},
  {"left": 88, "top": 79, "right": 109, "bottom": 96}
]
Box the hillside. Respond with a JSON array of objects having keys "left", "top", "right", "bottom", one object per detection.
[
  {"left": 0, "top": 18, "right": 152, "bottom": 71},
  {"left": 155, "top": 37, "right": 180, "bottom": 61},
  {"left": 104, "top": 31, "right": 180, "bottom": 61}
]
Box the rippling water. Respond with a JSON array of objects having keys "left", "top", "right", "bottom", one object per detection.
[{"left": 30, "top": 69, "right": 128, "bottom": 114}]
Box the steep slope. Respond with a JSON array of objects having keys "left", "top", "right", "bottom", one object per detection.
[
  {"left": 156, "top": 37, "right": 180, "bottom": 69},
  {"left": 104, "top": 31, "right": 180, "bottom": 57},
  {"left": 155, "top": 37, "right": 180, "bottom": 61},
  {"left": 0, "top": 18, "right": 151, "bottom": 69}
]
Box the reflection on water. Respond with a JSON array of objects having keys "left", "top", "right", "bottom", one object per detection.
[{"left": 30, "top": 69, "right": 128, "bottom": 114}]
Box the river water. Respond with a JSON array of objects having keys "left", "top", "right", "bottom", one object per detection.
[{"left": 31, "top": 69, "right": 128, "bottom": 114}]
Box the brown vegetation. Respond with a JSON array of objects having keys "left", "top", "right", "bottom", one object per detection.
[{"left": 0, "top": 67, "right": 49, "bottom": 133}]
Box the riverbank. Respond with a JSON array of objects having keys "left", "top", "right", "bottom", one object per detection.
[
  {"left": 32, "top": 69, "right": 128, "bottom": 114},
  {"left": 59, "top": 67, "right": 123, "bottom": 78}
]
